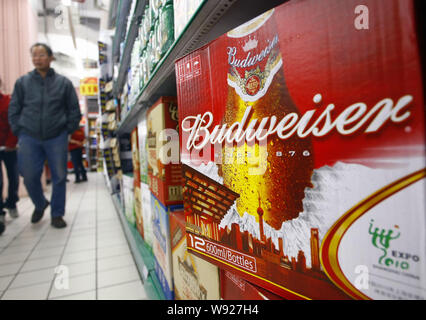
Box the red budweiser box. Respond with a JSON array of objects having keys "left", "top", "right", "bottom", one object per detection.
[
  {"left": 131, "top": 128, "right": 144, "bottom": 238},
  {"left": 220, "top": 269, "right": 284, "bottom": 300},
  {"left": 176, "top": 0, "right": 425, "bottom": 300},
  {"left": 147, "top": 96, "right": 183, "bottom": 207}
]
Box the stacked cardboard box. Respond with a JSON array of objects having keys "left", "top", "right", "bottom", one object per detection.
[
  {"left": 151, "top": 193, "right": 182, "bottom": 300},
  {"left": 146, "top": 96, "right": 184, "bottom": 299},
  {"left": 122, "top": 173, "right": 135, "bottom": 226},
  {"left": 131, "top": 129, "right": 143, "bottom": 237},
  {"left": 171, "top": 210, "right": 220, "bottom": 300}
]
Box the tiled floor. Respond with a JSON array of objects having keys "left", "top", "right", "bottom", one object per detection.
[{"left": 0, "top": 172, "right": 148, "bottom": 300}]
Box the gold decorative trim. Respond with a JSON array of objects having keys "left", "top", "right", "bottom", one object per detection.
[
  {"left": 320, "top": 169, "right": 426, "bottom": 300},
  {"left": 189, "top": 246, "right": 311, "bottom": 300}
]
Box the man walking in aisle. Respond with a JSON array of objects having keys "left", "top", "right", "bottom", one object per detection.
[
  {"left": 0, "top": 77, "right": 20, "bottom": 235},
  {"left": 8, "top": 43, "right": 81, "bottom": 229}
]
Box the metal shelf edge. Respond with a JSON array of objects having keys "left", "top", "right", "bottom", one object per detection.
[{"left": 113, "top": 0, "right": 148, "bottom": 96}]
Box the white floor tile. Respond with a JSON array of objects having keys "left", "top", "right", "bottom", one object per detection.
[
  {"left": 97, "top": 244, "right": 131, "bottom": 259},
  {"left": 0, "top": 172, "right": 144, "bottom": 300},
  {"left": 5, "top": 237, "right": 39, "bottom": 249},
  {"left": 0, "top": 262, "right": 23, "bottom": 277},
  {"left": 97, "top": 253, "right": 135, "bottom": 272},
  {"left": 11, "top": 231, "right": 41, "bottom": 240},
  {"left": 35, "top": 240, "right": 67, "bottom": 250},
  {"left": 64, "top": 242, "right": 96, "bottom": 254},
  {"left": 97, "top": 280, "right": 147, "bottom": 300},
  {"left": 65, "top": 260, "right": 96, "bottom": 278},
  {"left": 66, "top": 234, "right": 95, "bottom": 243},
  {"left": 41, "top": 233, "right": 71, "bottom": 242},
  {"left": 65, "top": 242, "right": 96, "bottom": 254},
  {"left": 97, "top": 237, "right": 128, "bottom": 249},
  {"left": 20, "top": 255, "right": 61, "bottom": 273},
  {"left": 97, "top": 224, "right": 123, "bottom": 232},
  {"left": 37, "top": 237, "right": 68, "bottom": 246},
  {"left": 9, "top": 267, "right": 56, "bottom": 289},
  {"left": 0, "top": 275, "right": 14, "bottom": 291},
  {"left": 1, "top": 243, "right": 34, "bottom": 255},
  {"left": 52, "top": 290, "right": 96, "bottom": 300},
  {"left": 69, "top": 228, "right": 96, "bottom": 237},
  {"left": 0, "top": 251, "right": 29, "bottom": 265},
  {"left": 61, "top": 249, "right": 96, "bottom": 265},
  {"left": 28, "top": 246, "right": 63, "bottom": 260},
  {"left": 97, "top": 264, "right": 140, "bottom": 289},
  {"left": 1, "top": 282, "right": 51, "bottom": 300},
  {"left": 49, "top": 272, "right": 96, "bottom": 299}
]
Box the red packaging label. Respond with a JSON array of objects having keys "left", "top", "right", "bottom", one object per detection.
[{"left": 177, "top": 0, "right": 425, "bottom": 300}]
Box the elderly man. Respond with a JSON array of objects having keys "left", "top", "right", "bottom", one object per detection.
[{"left": 8, "top": 43, "right": 81, "bottom": 228}]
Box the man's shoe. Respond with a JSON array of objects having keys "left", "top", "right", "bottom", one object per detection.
[
  {"left": 74, "top": 179, "right": 81, "bottom": 184},
  {"left": 31, "top": 201, "right": 50, "bottom": 223},
  {"left": 8, "top": 208, "right": 19, "bottom": 219},
  {"left": 51, "top": 217, "right": 67, "bottom": 229},
  {"left": 0, "top": 214, "right": 5, "bottom": 235}
]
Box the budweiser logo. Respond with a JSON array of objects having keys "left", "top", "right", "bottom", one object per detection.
[
  {"left": 227, "top": 35, "right": 279, "bottom": 69},
  {"left": 181, "top": 94, "right": 413, "bottom": 151}
]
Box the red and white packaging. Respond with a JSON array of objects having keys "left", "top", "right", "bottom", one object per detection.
[{"left": 176, "top": 0, "right": 425, "bottom": 300}]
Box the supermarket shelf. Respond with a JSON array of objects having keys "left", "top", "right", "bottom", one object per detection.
[
  {"left": 113, "top": 0, "right": 148, "bottom": 96},
  {"left": 116, "top": 0, "right": 287, "bottom": 134},
  {"left": 111, "top": 194, "right": 165, "bottom": 300},
  {"left": 112, "top": 0, "right": 133, "bottom": 62}
]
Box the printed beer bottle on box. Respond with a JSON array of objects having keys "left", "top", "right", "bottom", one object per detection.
[
  {"left": 176, "top": 0, "right": 425, "bottom": 300},
  {"left": 220, "top": 9, "right": 314, "bottom": 230}
]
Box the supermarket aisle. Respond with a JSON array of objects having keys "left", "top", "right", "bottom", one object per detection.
[{"left": 0, "top": 172, "right": 147, "bottom": 300}]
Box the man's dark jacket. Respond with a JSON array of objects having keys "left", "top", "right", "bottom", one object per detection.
[{"left": 8, "top": 68, "right": 81, "bottom": 140}]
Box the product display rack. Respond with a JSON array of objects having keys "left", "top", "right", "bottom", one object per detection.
[
  {"left": 107, "top": 0, "right": 287, "bottom": 301},
  {"left": 97, "top": 33, "right": 166, "bottom": 297},
  {"left": 112, "top": 194, "right": 165, "bottom": 300},
  {"left": 112, "top": 0, "right": 135, "bottom": 66},
  {"left": 113, "top": 0, "right": 147, "bottom": 97},
  {"left": 87, "top": 112, "right": 99, "bottom": 172},
  {"left": 115, "top": 0, "right": 287, "bottom": 135}
]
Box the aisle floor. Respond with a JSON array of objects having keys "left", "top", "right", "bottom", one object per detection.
[{"left": 0, "top": 172, "right": 148, "bottom": 300}]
